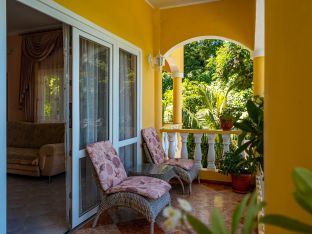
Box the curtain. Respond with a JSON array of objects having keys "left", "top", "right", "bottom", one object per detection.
[
  {"left": 119, "top": 49, "right": 137, "bottom": 141},
  {"left": 19, "top": 30, "right": 63, "bottom": 122},
  {"left": 79, "top": 37, "right": 110, "bottom": 214},
  {"left": 79, "top": 37, "right": 109, "bottom": 150},
  {"left": 36, "top": 47, "right": 64, "bottom": 122}
]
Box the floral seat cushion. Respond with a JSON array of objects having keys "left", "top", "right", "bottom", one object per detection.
[
  {"left": 107, "top": 176, "right": 171, "bottom": 200},
  {"left": 141, "top": 128, "right": 166, "bottom": 164},
  {"left": 86, "top": 141, "right": 127, "bottom": 191},
  {"left": 165, "top": 159, "right": 195, "bottom": 170}
]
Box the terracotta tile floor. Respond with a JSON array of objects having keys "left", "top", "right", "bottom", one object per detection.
[{"left": 74, "top": 182, "right": 244, "bottom": 234}]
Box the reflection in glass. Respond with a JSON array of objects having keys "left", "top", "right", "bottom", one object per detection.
[
  {"left": 119, "top": 144, "right": 137, "bottom": 172},
  {"left": 79, "top": 157, "right": 99, "bottom": 215},
  {"left": 119, "top": 49, "right": 137, "bottom": 141},
  {"left": 79, "top": 37, "right": 109, "bottom": 149}
]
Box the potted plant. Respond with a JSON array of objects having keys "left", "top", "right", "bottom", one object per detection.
[
  {"left": 219, "top": 148, "right": 258, "bottom": 193},
  {"left": 219, "top": 107, "right": 235, "bottom": 130},
  {"left": 234, "top": 97, "right": 264, "bottom": 170}
]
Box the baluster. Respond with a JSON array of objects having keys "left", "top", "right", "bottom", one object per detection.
[
  {"left": 167, "top": 132, "right": 177, "bottom": 159},
  {"left": 207, "top": 134, "right": 217, "bottom": 171},
  {"left": 193, "top": 133, "right": 203, "bottom": 168},
  {"left": 162, "top": 132, "right": 169, "bottom": 159},
  {"left": 222, "top": 134, "right": 231, "bottom": 157},
  {"left": 180, "top": 133, "right": 189, "bottom": 159}
]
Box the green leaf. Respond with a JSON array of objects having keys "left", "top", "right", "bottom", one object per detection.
[
  {"left": 235, "top": 140, "right": 252, "bottom": 155},
  {"left": 246, "top": 100, "right": 261, "bottom": 124},
  {"left": 210, "top": 208, "right": 228, "bottom": 234},
  {"left": 260, "top": 215, "right": 312, "bottom": 233},
  {"left": 242, "top": 193, "right": 262, "bottom": 234},
  {"left": 186, "top": 213, "right": 213, "bottom": 234},
  {"left": 294, "top": 191, "right": 312, "bottom": 215},
  {"left": 234, "top": 121, "right": 254, "bottom": 133},
  {"left": 231, "top": 193, "right": 251, "bottom": 234},
  {"left": 293, "top": 167, "right": 312, "bottom": 195}
]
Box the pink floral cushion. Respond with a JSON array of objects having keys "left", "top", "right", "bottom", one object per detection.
[
  {"left": 86, "top": 141, "right": 127, "bottom": 191},
  {"left": 141, "top": 128, "right": 166, "bottom": 164},
  {"left": 165, "top": 159, "right": 195, "bottom": 170},
  {"left": 107, "top": 176, "right": 171, "bottom": 199}
]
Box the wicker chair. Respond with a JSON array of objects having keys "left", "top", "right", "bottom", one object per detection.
[
  {"left": 86, "top": 141, "right": 171, "bottom": 234},
  {"left": 141, "top": 128, "right": 199, "bottom": 194}
]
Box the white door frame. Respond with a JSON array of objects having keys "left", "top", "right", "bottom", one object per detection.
[
  {"left": 0, "top": 0, "right": 6, "bottom": 232},
  {"left": 72, "top": 27, "right": 114, "bottom": 227},
  {"left": 113, "top": 43, "right": 142, "bottom": 164}
]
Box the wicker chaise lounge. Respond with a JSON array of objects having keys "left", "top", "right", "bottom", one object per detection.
[
  {"left": 86, "top": 141, "right": 171, "bottom": 234},
  {"left": 142, "top": 128, "right": 199, "bottom": 194}
]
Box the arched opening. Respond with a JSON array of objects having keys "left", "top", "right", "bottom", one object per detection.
[{"left": 161, "top": 36, "right": 257, "bottom": 169}]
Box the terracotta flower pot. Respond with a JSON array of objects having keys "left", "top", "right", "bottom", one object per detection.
[
  {"left": 231, "top": 174, "right": 252, "bottom": 194},
  {"left": 220, "top": 119, "right": 233, "bottom": 130}
]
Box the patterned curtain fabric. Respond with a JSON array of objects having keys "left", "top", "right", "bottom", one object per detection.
[{"left": 19, "top": 30, "right": 63, "bottom": 122}]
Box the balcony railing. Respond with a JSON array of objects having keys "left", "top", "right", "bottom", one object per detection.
[{"left": 161, "top": 128, "right": 241, "bottom": 170}]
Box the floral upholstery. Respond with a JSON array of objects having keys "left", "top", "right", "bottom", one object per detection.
[
  {"left": 141, "top": 128, "right": 166, "bottom": 164},
  {"left": 165, "top": 159, "right": 195, "bottom": 170},
  {"left": 86, "top": 141, "right": 127, "bottom": 191},
  {"left": 107, "top": 176, "right": 171, "bottom": 200}
]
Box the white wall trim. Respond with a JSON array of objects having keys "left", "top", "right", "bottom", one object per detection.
[
  {"left": 145, "top": 0, "right": 219, "bottom": 10},
  {"left": 144, "top": 0, "right": 155, "bottom": 9},
  {"left": 163, "top": 35, "right": 253, "bottom": 58},
  {"left": 0, "top": 0, "right": 6, "bottom": 233},
  {"left": 172, "top": 72, "right": 184, "bottom": 78}
]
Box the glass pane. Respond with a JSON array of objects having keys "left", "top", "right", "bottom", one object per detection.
[
  {"left": 79, "top": 157, "right": 99, "bottom": 215},
  {"left": 79, "top": 37, "right": 110, "bottom": 149},
  {"left": 119, "top": 49, "right": 137, "bottom": 141},
  {"left": 119, "top": 144, "right": 137, "bottom": 172}
]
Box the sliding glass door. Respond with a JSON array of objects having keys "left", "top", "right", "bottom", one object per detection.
[
  {"left": 72, "top": 28, "right": 112, "bottom": 227},
  {"left": 114, "top": 47, "right": 141, "bottom": 170},
  {"left": 0, "top": 0, "right": 6, "bottom": 232},
  {"left": 71, "top": 28, "right": 141, "bottom": 228}
]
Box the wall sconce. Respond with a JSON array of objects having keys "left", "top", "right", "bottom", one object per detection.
[{"left": 148, "top": 52, "right": 165, "bottom": 67}]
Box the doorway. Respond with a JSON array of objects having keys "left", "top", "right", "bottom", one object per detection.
[
  {"left": 6, "top": 1, "right": 69, "bottom": 233},
  {"left": 2, "top": 0, "right": 143, "bottom": 232}
]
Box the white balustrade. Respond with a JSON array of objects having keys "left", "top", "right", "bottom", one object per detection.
[
  {"left": 167, "top": 132, "right": 177, "bottom": 159},
  {"left": 207, "top": 134, "right": 217, "bottom": 171},
  {"left": 180, "top": 133, "right": 189, "bottom": 159},
  {"left": 193, "top": 133, "right": 203, "bottom": 168},
  {"left": 222, "top": 134, "right": 231, "bottom": 157},
  {"left": 160, "top": 128, "right": 241, "bottom": 170}
]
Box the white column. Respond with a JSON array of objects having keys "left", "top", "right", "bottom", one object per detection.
[
  {"left": 193, "top": 134, "right": 203, "bottom": 168},
  {"left": 207, "top": 134, "right": 217, "bottom": 171},
  {"left": 222, "top": 134, "right": 231, "bottom": 157},
  {"left": 180, "top": 133, "right": 189, "bottom": 159},
  {"left": 167, "top": 132, "right": 177, "bottom": 159}
]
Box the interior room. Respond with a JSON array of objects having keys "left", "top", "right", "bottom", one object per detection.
[{"left": 6, "top": 1, "right": 68, "bottom": 233}]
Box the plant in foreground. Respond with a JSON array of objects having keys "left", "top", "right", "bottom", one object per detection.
[
  {"left": 163, "top": 193, "right": 262, "bottom": 234},
  {"left": 260, "top": 167, "right": 312, "bottom": 233}
]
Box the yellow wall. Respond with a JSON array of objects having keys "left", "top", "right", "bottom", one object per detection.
[
  {"left": 159, "top": 0, "right": 256, "bottom": 54},
  {"left": 253, "top": 56, "right": 264, "bottom": 96},
  {"left": 55, "top": 0, "right": 157, "bottom": 128},
  {"left": 265, "top": 0, "right": 312, "bottom": 233},
  {"left": 7, "top": 35, "right": 25, "bottom": 122}
]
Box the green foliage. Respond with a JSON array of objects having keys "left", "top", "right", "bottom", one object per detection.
[
  {"left": 260, "top": 168, "right": 312, "bottom": 233},
  {"left": 234, "top": 97, "right": 264, "bottom": 168},
  {"left": 162, "top": 71, "right": 173, "bottom": 94},
  {"left": 218, "top": 148, "right": 258, "bottom": 176}
]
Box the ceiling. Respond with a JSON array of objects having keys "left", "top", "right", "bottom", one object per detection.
[
  {"left": 146, "top": 0, "right": 219, "bottom": 9},
  {"left": 7, "top": 0, "right": 61, "bottom": 35}
]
